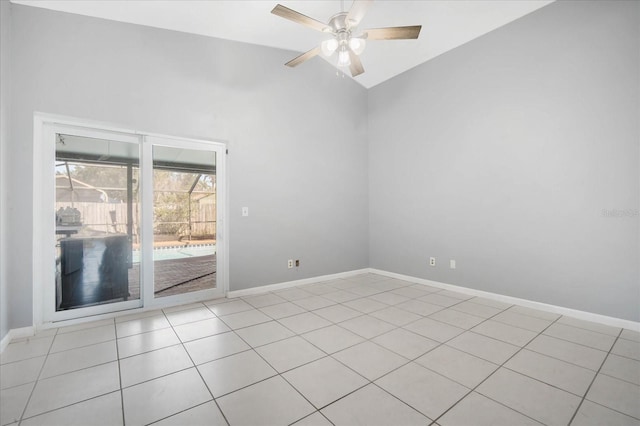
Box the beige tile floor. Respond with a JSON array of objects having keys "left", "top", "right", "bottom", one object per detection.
[{"left": 1, "top": 273, "right": 639, "bottom": 426}]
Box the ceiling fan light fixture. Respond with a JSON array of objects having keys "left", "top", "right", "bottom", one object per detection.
[
  {"left": 271, "top": 2, "right": 422, "bottom": 77},
  {"left": 321, "top": 38, "right": 339, "bottom": 57},
  {"left": 348, "top": 37, "right": 366, "bottom": 55},
  {"left": 337, "top": 48, "right": 351, "bottom": 67}
]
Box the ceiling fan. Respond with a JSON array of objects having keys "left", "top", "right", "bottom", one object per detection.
[{"left": 271, "top": 0, "right": 421, "bottom": 77}]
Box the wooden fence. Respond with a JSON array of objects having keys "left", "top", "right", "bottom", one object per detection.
[{"left": 56, "top": 202, "right": 216, "bottom": 239}]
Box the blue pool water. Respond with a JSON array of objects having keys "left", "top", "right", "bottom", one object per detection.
[{"left": 132, "top": 245, "right": 216, "bottom": 263}]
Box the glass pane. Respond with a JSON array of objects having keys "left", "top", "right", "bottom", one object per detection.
[
  {"left": 152, "top": 146, "right": 216, "bottom": 298},
  {"left": 55, "top": 134, "right": 141, "bottom": 311}
]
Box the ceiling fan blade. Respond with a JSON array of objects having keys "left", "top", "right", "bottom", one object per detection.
[
  {"left": 348, "top": 49, "right": 365, "bottom": 77},
  {"left": 285, "top": 46, "right": 321, "bottom": 67},
  {"left": 271, "top": 4, "right": 329, "bottom": 32},
  {"left": 364, "top": 25, "right": 422, "bottom": 40},
  {"left": 346, "top": 0, "right": 373, "bottom": 28}
]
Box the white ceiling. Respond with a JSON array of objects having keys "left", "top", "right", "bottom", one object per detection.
[{"left": 12, "top": 0, "right": 553, "bottom": 88}]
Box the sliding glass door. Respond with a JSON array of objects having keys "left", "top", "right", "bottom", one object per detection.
[
  {"left": 144, "top": 139, "right": 223, "bottom": 304},
  {"left": 40, "top": 121, "right": 226, "bottom": 324},
  {"left": 47, "top": 127, "right": 143, "bottom": 321}
]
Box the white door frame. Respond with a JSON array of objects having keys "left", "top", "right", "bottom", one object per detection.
[
  {"left": 33, "top": 113, "right": 229, "bottom": 328},
  {"left": 142, "top": 134, "right": 227, "bottom": 308}
]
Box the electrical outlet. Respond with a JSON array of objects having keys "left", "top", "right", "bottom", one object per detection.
[
  {"left": 287, "top": 259, "right": 293, "bottom": 269},
  {"left": 429, "top": 257, "right": 436, "bottom": 267},
  {"left": 450, "top": 259, "right": 456, "bottom": 269},
  {"left": 295, "top": 259, "right": 300, "bottom": 267}
]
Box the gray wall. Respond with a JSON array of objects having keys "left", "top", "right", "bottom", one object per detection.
[
  {"left": 6, "top": 5, "right": 369, "bottom": 328},
  {"left": 3, "top": 0, "right": 638, "bottom": 332},
  {"left": 369, "top": 0, "right": 639, "bottom": 321},
  {"left": 1, "top": 0, "right": 11, "bottom": 341}
]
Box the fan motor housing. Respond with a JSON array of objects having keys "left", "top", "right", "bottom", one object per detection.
[{"left": 328, "top": 12, "right": 349, "bottom": 32}]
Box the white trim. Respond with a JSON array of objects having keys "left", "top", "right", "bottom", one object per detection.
[
  {"left": 37, "top": 294, "right": 228, "bottom": 331},
  {"left": 32, "top": 112, "right": 186, "bottom": 139},
  {"left": 227, "top": 266, "right": 638, "bottom": 331},
  {"left": 8, "top": 326, "right": 35, "bottom": 340},
  {"left": 2, "top": 292, "right": 229, "bottom": 350},
  {"left": 0, "top": 330, "right": 11, "bottom": 353},
  {"left": 218, "top": 142, "right": 230, "bottom": 300},
  {"left": 140, "top": 136, "right": 153, "bottom": 309},
  {"left": 227, "top": 269, "right": 371, "bottom": 298},
  {"left": 37, "top": 120, "right": 145, "bottom": 324},
  {"left": 0, "top": 326, "right": 36, "bottom": 353},
  {"left": 32, "top": 115, "right": 45, "bottom": 329},
  {"left": 370, "top": 269, "right": 640, "bottom": 332},
  {"left": 142, "top": 134, "right": 227, "bottom": 305}
]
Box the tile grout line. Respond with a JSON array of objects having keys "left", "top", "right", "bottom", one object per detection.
[
  {"left": 16, "top": 346, "right": 119, "bottom": 383},
  {"left": 260, "top": 283, "right": 576, "bottom": 351},
  {"left": 288, "top": 410, "right": 335, "bottom": 426},
  {"left": 18, "top": 391, "right": 123, "bottom": 425},
  {"left": 84, "top": 302, "right": 636, "bottom": 424},
  {"left": 114, "top": 317, "right": 126, "bottom": 426},
  {"left": 521, "top": 334, "right": 609, "bottom": 367},
  {"left": 552, "top": 318, "right": 628, "bottom": 338},
  {"left": 428, "top": 308, "right": 564, "bottom": 425},
  {"left": 166, "top": 280, "right": 612, "bottom": 424},
  {"left": 219, "top": 296, "right": 364, "bottom": 425},
  {"left": 360, "top": 298, "right": 514, "bottom": 423},
  {"left": 596, "top": 365, "right": 640, "bottom": 388},
  {"left": 15, "top": 321, "right": 124, "bottom": 425},
  {"left": 566, "top": 327, "right": 624, "bottom": 426},
  {"left": 223, "top": 320, "right": 326, "bottom": 425},
  {"left": 213, "top": 279, "right": 417, "bottom": 423},
  {"left": 404, "top": 294, "right": 629, "bottom": 375},
  {"left": 571, "top": 399, "right": 640, "bottom": 423},
  {"left": 118, "top": 307, "right": 229, "bottom": 425},
  {"left": 297, "top": 293, "right": 483, "bottom": 423},
  {"left": 144, "top": 400, "right": 222, "bottom": 426},
  {"left": 4, "top": 275, "right": 636, "bottom": 425},
  {"left": 15, "top": 329, "right": 58, "bottom": 425},
  {"left": 533, "top": 328, "right": 622, "bottom": 352},
  {"left": 115, "top": 306, "right": 223, "bottom": 422},
  {"left": 168, "top": 303, "right": 232, "bottom": 426},
  {"left": 452, "top": 311, "right": 631, "bottom": 424}
]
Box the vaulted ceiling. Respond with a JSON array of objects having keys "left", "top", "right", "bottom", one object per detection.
[{"left": 12, "top": 0, "right": 554, "bottom": 88}]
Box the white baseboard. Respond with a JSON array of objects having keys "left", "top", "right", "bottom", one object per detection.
[
  {"left": 0, "top": 326, "right": 35, "bottom": 353},
  {"left": 4, "top": 267, "right": 637, "bottom": 354},
  {"left": 370, "top": 269, "right": 640, "bottom": 332},
  {"left": 227, "top": 268, "right": 370, "bottom": 298},
  {"left": 227, "top": 267, "right": 639, "bottom": 332}
]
